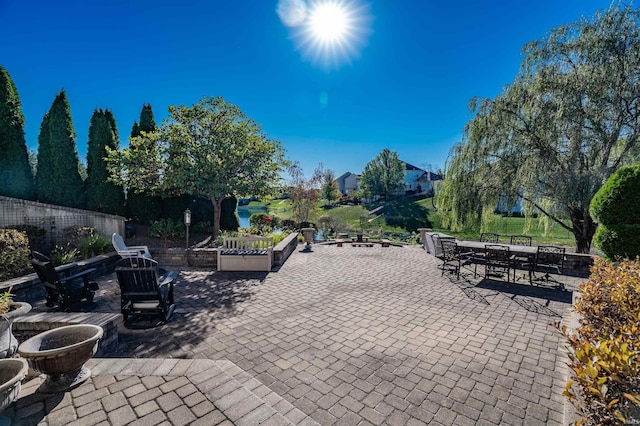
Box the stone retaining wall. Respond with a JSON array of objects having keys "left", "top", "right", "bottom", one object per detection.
[
  {"left": 564, "top": 253, "right": 595, "bottom": 278},
  {"left": 12, "top": 312, "right": 122, "bottom": 356},
  {"left": 1, "top": 252, "right": 121, "bottom": 304}
]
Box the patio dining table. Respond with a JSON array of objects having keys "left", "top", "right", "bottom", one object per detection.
[
  {"left": 456, "top": 239, "right": 537, "bottom": 282},
  {"left": 455, "top": 240, "right": 537, "bottom": 257}
]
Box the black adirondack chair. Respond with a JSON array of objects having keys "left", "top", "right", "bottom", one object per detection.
[
  {"left": 29, "top": 255, "right": 99, "bottom": 310},
  {"left": 114, "top": 257, "right": 178, "bottom": 324}
]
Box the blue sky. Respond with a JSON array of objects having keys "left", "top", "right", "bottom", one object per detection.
[{"left": 1, "top": 0, "right": 617, "bottom": 178}]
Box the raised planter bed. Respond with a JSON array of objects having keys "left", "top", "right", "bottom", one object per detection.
[{"left": 152, "top": 232, "right": 300, "bottom": 269}]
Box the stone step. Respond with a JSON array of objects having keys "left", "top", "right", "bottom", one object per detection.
[
  {"left": 85, "top": 358, "right": 319, "bottom": 425},
  {"left": 215, "top": 359, "right": 319, "bottom": 425}
]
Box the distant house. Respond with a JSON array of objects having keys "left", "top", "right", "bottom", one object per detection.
[
  {"left": 335, "top": 172, "right": 360, "bottom": 195},
  {"left": 398, "top": 162, "right": 442, "bottom": 196},
  {"left": 336, "top": 162, "right": 442, "bottom": 197}
]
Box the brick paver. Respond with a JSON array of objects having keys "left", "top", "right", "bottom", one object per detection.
[{"left": 7, "top": 243, "right": 581, "bottom": 425}]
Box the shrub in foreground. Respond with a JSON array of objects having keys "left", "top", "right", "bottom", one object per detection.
[
  {"left": 591, "top": 164, "right": 640, "bottom": 259},
  {"left": 559, "top": 257, "right": 640, "bottom": 425},
  {"left": 0, "top": 229, "right": 31, "bottom": 281}
]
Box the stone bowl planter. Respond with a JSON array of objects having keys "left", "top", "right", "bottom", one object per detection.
[
  {"left": 301, "top": 228, "right": 316, "bottom": 247},
  {"left": 1, "top": 302, "right": 32, "bottom": 359},
  {"left": 0, "top": 358, "right": 28, "bottom": 413},
  {"left": 18, "top": 324, "right": 103, "bottom": 393}
]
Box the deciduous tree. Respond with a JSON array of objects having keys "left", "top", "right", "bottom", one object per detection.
[
  {"left": 107, "top": 96, "right": 287, "bottom": 237},
  {"left": 360, "top": 148, "right": 405, "bottom": 200},
  {"left": 316, "top": 164, "right": 340, "bottom": 205},
  {"left": 288, "top": 162, "right": 320, "bottom": 226},
  {"left": 438, "top": 6, "right": 640, "bottom": 253},
  {"left": 0, "top": 66, "right": 35, "bottom": 200}
]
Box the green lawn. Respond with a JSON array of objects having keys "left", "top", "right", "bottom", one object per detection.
[{"left": 254, "top": 196, "right": 577, "bottom": 247}]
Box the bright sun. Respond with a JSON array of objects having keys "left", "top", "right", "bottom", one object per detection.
[
  {"left": 277, "top": 0, "right": 372, "bottom": 69},
  {"left": 308, "top": 2, "right": 349, "bottom": 43}
]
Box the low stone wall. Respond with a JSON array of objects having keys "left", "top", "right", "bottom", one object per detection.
[
  {"left": 1, "top": 252, "right": 121, "bottom": 304},
  {"left": 273, "top": 232, "right": 299, "bottom": 267},
  {"left": 12, "top": 312, "right": 122, "bottom": 356},
  {"left": 565, "top": 253, "right": 596, "bottom": 278}
]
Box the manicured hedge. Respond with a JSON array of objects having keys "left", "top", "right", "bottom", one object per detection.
[
  {"left": 591, "top": 165, "right": 640, "bottom": 225},
  {"left": 591, "top": 164, "right": 640, "bottom": 259}
]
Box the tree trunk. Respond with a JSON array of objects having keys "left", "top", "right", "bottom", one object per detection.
[
  {"left": 211, "top": 197, "right": 223, "bottom": 238},
  {"left": 569, "top": 207, "right": 597, "bottom": 254}
]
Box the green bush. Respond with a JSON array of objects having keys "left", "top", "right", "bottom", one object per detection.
[
  {"left": 148, "top": 218, "right": 185, "bottom": 239},
  {"left": 50, "top": 246, "right": 80, "bottom": 265},
  {"left": 591, "top": 164, "right": 640, "bottom": 259},
  {"left": 591, "top": 165, "right": 640, "bottom": 225},
  {"left": 249, "top": 212, "right": 280, "bottom": 235},
  {"left": 192, "top": 221, "right": 212, "bottom": 234},
  {"left": 593, "top": 224, "right": 640, "bottom": 261},
  {"left": 60, "top": 226, "right": 96, "bottom": 249},
  {"left": 559, "top": 257, "right": 640, "bottom": 425},
  {"left": 77, "top": 234, "right": 111, "bottom": 259},
  {"left": 0, "top": 229, "right": 31, "bottom": 281}
]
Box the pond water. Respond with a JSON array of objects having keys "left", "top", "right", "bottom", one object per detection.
[{"left": 237, "top": 209, "right": 252, "bottom": 228}]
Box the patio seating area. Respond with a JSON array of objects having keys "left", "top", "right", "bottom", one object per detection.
[{"left": 4, "top": 244, "right": 585, "bottom": 425}]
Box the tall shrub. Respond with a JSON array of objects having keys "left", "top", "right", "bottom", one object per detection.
[
  {"left": 36, "top": 90, "right": 85, "bottom": 208},
  {"left": 591, "top": 164, "right": 640, "bottom": 259},
  {"left": 86, "top": 109, "right": 125, "bottom": 215},
  {"left": 0, "top": 66, "right": 35, "bottom": 200}
]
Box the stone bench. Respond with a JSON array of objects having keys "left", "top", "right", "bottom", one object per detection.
[
  {"left": 381, "top": 239, "right": 391, "bottom": 247},
  {"left": 217, "top": 236, "right": 273, "bottom": 271}
]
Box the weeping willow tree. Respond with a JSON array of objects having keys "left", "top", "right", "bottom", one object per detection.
[{"left": 438, "top": 5, "right": 640, "bottom": 253}]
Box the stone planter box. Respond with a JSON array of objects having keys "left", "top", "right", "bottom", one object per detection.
[{"left": 152, "top": 232, "right": 300, "bottom": 270}]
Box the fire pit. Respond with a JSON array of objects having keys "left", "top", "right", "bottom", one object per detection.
[
  {"left": 0, "top": 358, "right": 28, "bottom": 413},
  {"left": 18, "top": 324, "right": 103, "bottom": 393}
]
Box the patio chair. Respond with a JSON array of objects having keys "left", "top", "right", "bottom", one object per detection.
[
  {"left": 29, "top": 257, "right": 99, "bottom": 311},
  {"left": 480, "top": 233, "right": 500, "bottom": 243},
  {"left": 440, "top": 240, "right": 476, "bottom": 279},
  {"left": 112, "top": 233, "right": 152, "bottom": 259},
  {"left": 509, "top": 235, "right": 533, "bottom": 280},
  {"left": 114, "top": 257, "right": 178, "bottom": 324},
  {"left": 531, "top": 246, "right": 566, "bottom": 289},
  {"left": 484, "top": 244, "right": 512, "bottom": 282},
  {"left": 509, "top": 235, "right": 532, "bottom": 246}
]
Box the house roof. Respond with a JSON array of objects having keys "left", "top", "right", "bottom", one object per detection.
[
  {"left": 419, "top": 171, "right": 442, "bottom": 181},
  {"left": 404, "top": 162, "right": 425, "bottom": 172},
  {"left": 335, "top": 172, "right": 353, "bottom": 182}
]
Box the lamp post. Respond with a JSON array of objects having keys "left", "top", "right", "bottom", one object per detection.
[{"left": 184, "top": 209, "right": 191, "bottom": 265}]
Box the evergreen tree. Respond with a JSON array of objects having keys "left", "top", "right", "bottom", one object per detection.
[
  {"left": 138, "top": 103, "right": 156, "bottom": 133},
  {"left": 86, "top": 109, "right": 125, "bottom": 215},
  {"left": 35, "top": 90, "right": 85, "bottom": 208},
  {"left": 126, "top": 103, "right": 162, "bottom": 223},
  {"left": 0, "top": 66, "right": 35, "bottom": 199}
]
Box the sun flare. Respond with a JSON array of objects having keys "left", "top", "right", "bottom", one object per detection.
[{"left": 309, "top": 2, "right": 349, "bottom": 43}]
